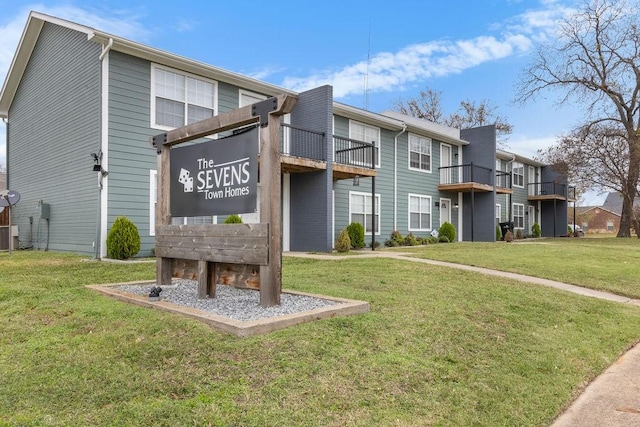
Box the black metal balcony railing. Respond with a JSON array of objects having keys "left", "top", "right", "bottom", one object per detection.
[
  {"left": 495, "top": 170, "right": 512, "bottom": 189},
  {"left": 281, "top": 124, "right": 326, "bottom": 162},
  {"left": 528, "top": 181, "right": 572, "bottom": 198},
  {"left": 333, "top": 136, "right": 377, "bottom": 169},
  {"left": 439, "top": 163, "right": 493, "bottom": 186}
]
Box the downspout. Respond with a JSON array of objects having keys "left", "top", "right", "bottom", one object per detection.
[
  {"left": 393, "top": 123, "right": 407, "bottom": 231},
  {"left": 506, "top": 153, "right": 516, "bottom": 232},
  {"left": 97, "top": 38, "right": 113, "bottom": 258}
]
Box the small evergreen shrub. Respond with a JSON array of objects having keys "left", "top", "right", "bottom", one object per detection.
[
  {"left": 438, "top": 235, "right": 450, "bottom": 243},
  {"left": 427, "top": 236, "right": 438, "bottom": 244},
  {"left": 224, "top": 214, "right": 243, "bottom": 224},
  {"left": 107, "top": 216, "right": 140, "bottom": 260},
  {"left": 515, "top": 229, "right": 524, "bottom": 239},
  {"left": 403, "top": 232, "right": 418, "bottom": 246},
  {"left": 439, "top": 222, "right": 456, "bottom": 242},
  {"left": 384, "top": 239, "right": 399, "bottom": 247},
  {"left": 347, "top": 222, "right": 365, "bottom": 249},
  {"left": 496, "top": 225, "right": 502, "bottom": 241},
  {"left": 391, "top": 230, "right": 404, "bottom": 246},
  {"left": 369, "top": 240, "right": 381, "bottom": 248},
  {"left": 532, "top": 222, "right": 541, "bottom": 238},
  {"left": 335, "top": 229, "right": 351, "bottom": 252}
]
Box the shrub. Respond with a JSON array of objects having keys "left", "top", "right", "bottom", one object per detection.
[
  {"left": 532, "top": 222, "right": 541, "bottom": 238},
  {"left": 390, "top": 230, "right": 404, "bottom": 246},
  {"left": 224, "top": 214, "right": 243, "bottom": 224},
  {"left": 438, "top": 235, "right": 450, "bottom": 243},
  {"left": 335, "top": 229, "right": 351, "bottom": 252},
  {"left": 107, "top": 216, "right": 140, "bottom": 260},
  {"left": 439, "top": 222, "right": 456, "bottom": 242},
  {"left": 403, "top": 232, "right": 418, "bottom": 246},
  {"left": 384, "top": 239, "right": 399, "bottom": 247},
  {"left": 427, "top": 236, "right": 438, "bottom": 244},
  {"left": 347, "top": 222, "right": 365, "bottom": 249},
  {"left": 515, "top": 229, "right": 524, "bottom": 239},
  {"left": 496, "top": 225, "right": 502, "bottom": 241},
  {"left": 369, "top": 240, "right": 381, "bottom": 248}
]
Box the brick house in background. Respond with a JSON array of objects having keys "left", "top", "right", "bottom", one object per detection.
[{"left": 570, "top": 206, "right": 620, "bottom": 234}]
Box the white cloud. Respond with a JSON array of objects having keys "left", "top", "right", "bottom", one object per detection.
[{"left": 281, "top": 1, "right": 572, "bottom": 99}]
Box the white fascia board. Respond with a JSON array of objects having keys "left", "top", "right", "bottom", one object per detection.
[
  {"left": 0, "top": 12, "right": 96, "bottom": 118},
  {"left": 379, "top": 110, "right": 468, "bottom": 146},
  {"left": 333, "top": 102, "right": 405, "bottom": 130},
  {"left": 496, "top": 149, "right": 545, "bottom": 167},
  {"left": 87, "top": 31, "right": 296, "bottom": 98}
]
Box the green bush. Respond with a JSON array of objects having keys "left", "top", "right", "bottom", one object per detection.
[
  {"left": 224, "top": 214, "right": 243, "bottom": 224},
  {"left": 496, "top": 225, "right": 502, "bottom": 241},
  {"left": 335, "top": 229, "right": 351, "bottom": 252},
  {"left": 347, "top": 222, "right": 365, "bottom": 249},
  {"left": 515, "top": 229, "right": 524, "bottom": 239},
  {"left": 438, "top": 235, "right": 450, "bottom": 243},
  {"left": 439, "top": 222, "right": 456, "bottom": 242},
  {"left": 390, "top": 230, "right": 404, "bottom": 246},
  {"left": 403, "top": 232, "right": 418, "bottom": 246},
  {"left": 107, "top": 216, "right": 140, "bottom": 260},
  {"left": 532, "top": 222, "right": 541, "bottom": 238},
  {"left": 427, "top": 236, "right": 438, "bottom": 244}
]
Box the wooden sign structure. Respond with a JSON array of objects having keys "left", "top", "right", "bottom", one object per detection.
[{"left": 151, "top": 93, "right": 297, "bottom": 307}]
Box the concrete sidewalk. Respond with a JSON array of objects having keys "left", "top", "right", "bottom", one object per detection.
[{"left": 285, "top": 251, "right": 640, "bottom": 426}]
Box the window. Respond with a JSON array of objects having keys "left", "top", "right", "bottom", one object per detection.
[
  {"left": 496, "top": 204, "right": 501, "bottom": 223},
  {"left": 350, "top": 120, "right": 380, "bottom": 167},
  {"left": 151, "top": 65, "right": 217, "bottom": 129},
  {"left": 512, "top": 162, "right": 524, "bottom": 188},
  {"left": 513, "top": 203, "right": 525, "bottom": 229},
  {"left": 239, "top": 90, "right": 266, "bottom": 107},
  {"left": 409, "top": 194, "right": 432, "bottom": 231},
  {"left": 408, "top": 134, "right": 431, "bottom": 172},
  {"left": 607, "top": 220, "right": 614, "bottom": 231},
  {"left": 349, "top": 191, "right": 380, "bottom": 234}
]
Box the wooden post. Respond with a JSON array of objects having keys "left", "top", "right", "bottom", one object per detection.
[
  {"left": 259, "top": 114, "right": 282, "bottom": 307},
  {"left": 151, "top": 93, "right": 297, "bottom": 306}
]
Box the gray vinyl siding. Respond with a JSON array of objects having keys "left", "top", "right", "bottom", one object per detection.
[
  {"left": 7, "top": 23, "right": 100, "bottom": 253},
  {"left": 107, "top": 51, "right": 158, "bottom": 256},
  {"left": 218, "top": 82, "right": 238, "bottom": 114}
]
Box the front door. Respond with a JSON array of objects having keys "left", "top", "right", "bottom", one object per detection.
[{"left": 440, "top": 198, "right": 451, "bottom": 227}]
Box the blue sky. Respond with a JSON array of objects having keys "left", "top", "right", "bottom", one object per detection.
[{"left": 0, "top": 0, "right": 603, "bottom": 203}]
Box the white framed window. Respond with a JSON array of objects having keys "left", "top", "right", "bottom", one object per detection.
[
  {"left": 408, "top": 194, "right": 432, "bottom": 231},
  {"left": 496, "top": 204, "right": 501, "bottom": 223},
  {"left": 151, "top": 64, "right": 217, "bottom": 130},
  {"left": 408, "top": 133, "right": 432, "bottom": 172},
  {"left": 349, "top": 120, "right": 380, "bottom": 168},
  {"left": 513, "top": 203, "right": 525, "bottom": 229},
  {"left": 607, "top": 220, "right": 614, "bottom": 231},
  {"left": 512, "top": 162, "right": 524, "bottom": 188},
  {"left": 239, "top": 89, "right": 267, "bottom": 107},
  {"left": 149, "top": 170, "right": 157, "bottom": 236},
  {"left": 349, "top": 191, "right": 380, "bottom": 235}
]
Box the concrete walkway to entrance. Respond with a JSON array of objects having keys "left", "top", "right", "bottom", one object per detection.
[{"left": 285, "top": 251, "right": 640, "bottom": 426}]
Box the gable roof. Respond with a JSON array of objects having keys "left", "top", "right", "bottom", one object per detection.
[
  {"left": 577, "top": 205, "right": 621, "bottom": 217},
  {"left": 0, "top": 11, "right": 295, "bottom": 118},
  {"left": 602, "top": 192, "right": 640, "bottom": 215}
]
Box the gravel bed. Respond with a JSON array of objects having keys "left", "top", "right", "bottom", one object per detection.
[{"left": 116, "top": 279, "right": 337, "bottom": 322}]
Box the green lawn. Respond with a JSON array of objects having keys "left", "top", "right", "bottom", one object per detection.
[
  {"left": 396, "top": 237, "right": 640, "bottom": 298},
  {"left": 1, "top": 247, "right": 639, "bottom": 426}
]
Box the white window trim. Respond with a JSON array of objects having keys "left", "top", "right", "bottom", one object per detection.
[
  {"left": 149, "top": 170, "right": 157, "bottom": 236},
  {"left": 407, "top": 133, "right": 432, "bottom": 173},
  {"left": 512, "top": 162, "right": 525, "bottom": 188},
  {"left": 349, "top": 191, "right": 381, "bottom": 235},
  {"left": 513, "top": 203, "right": 525, "bottom": 229},
  {"left": 349, "top": 119, "right": 381, "bottom": 168},
  {"left": 496, "top": 203, "right": 501, "bottom": 223},
  {"left": 239, "top": 89, "right": 267, "bottom": 107},
  {"left": 150, "top": 63, "right": 218, "bottom": 131},
  {"left": 408, "top": 193, "right": 432, "bottom": 232}
]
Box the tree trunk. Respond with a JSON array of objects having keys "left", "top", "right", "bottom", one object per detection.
[{"left": 617, "top": 134, "right": 640, "bottom": 237}]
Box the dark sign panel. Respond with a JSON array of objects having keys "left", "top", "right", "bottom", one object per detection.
[{"left": 170, "top": 127, "right": 258, "bottom": 217}]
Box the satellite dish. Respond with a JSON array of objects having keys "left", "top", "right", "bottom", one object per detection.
[{"left": 0, "top": 190, "right": 20, "bottom": 207}]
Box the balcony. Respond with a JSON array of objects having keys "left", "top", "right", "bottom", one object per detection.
[
  {"left": 278, "top": 124, "right": 377, "bottom": 180},
  {"left": 527, "top": 182, "right": 576, "bottom": 201},
  {"left": 438, "top": 163, "right": 494, "bottom": 193}
]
